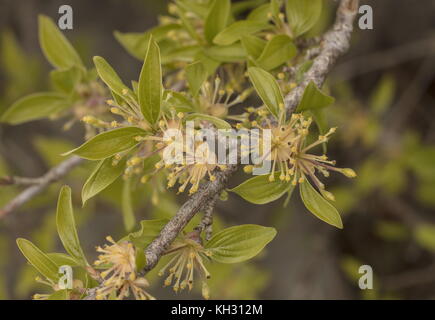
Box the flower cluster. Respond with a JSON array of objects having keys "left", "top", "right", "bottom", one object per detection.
[
  {"left": 243, "top": 109, "right": 356, "bottom": 201},
  {"left": 158, "top": 232, "right": 212, "bottom": 299},
  {"left": 94, "top": 236, "right": 154, "bottom": 300}
]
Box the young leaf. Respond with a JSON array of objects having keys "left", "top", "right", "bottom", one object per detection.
[
  {"left": 195, "top": 51, "right": 221, "bottom": 75},
  {"left": 186, "top": 61, "right": 208, "bottom": 97},
  {"left": 114, "top": 31, "right": 151, "bottom": 61},
  {"left": 47, "top": 253, "right": 81, "bottom": 267},
  {"left": 213, "top": 20, "right": 271, "bottom": 46},
  {"left": 286, "top": 0, "right": 322, "bottom": 38},
  {"left": 204, "top": 0, "right": 231, "bottom": 44},
  {"left": 162, "top": 45, "right": 202, "bottom": 64},
  {"left": 296, "top": 81, "right": 335, "bottom": 112},
  {"left": 186, "top": 113, "right": 232, "bottom": 130},
  {"left": 299, "top": 181, "right": 343, "bottom": 229},
  {"left": 82, "top": 157, "right": 126, "bottom": 206},
  {"left": 241, "top": 35, "right": 266, "bottom": 60},
  {"left": 206, "top": 224, "right": 277, "bottom": 263},
  {"left": 50, "top": 66, "right": 82, "bottom": 94},
  {"left": 176, "top": 0, "right": 210, "bottom": 19},
  {"left": 232, "top": 0, "right": 269, "bottom": 16},
  {"left": 256, "top": 35, "right": 297, "bottom": 71},
  {"left": 164, "top": 90, "right": 195, "bottom": 113},
  {"left": 16, "top": 238, "right": 60, "bottom": 282},
  {"left": 204, "top": 44, "right": 247, "bottom": 62},
  {"left": 138, "top": 38, "right": 162, "bottom": 125},
  {"left": 115, "top": 24, "right": 183, "bottom": 60},
  {"left": 93, "top": 56, "right": 131, "bottom": 98},
  {"left": 230, "top": 172, "right": 294, "bottom": 204},
  {"left": 56, "top": 186, "right": 88, "bottom": 265},
  {"left": 63, "top": 127, "right": 146, "bottom": 160},
  {"left": 122, "top": 178, "right": 136, "bottom": 232},
  {"left": 38, "top": 15, "right": 83, "bottom": 69},
  {"left": 1, "top": 93, "right": 69, "bottom": 125},
  {"left": 247, "top": 3, "right": 272, "bottom": 22},
  {"left": 248, "top": 67, "right": 284, "bottom": 119}
]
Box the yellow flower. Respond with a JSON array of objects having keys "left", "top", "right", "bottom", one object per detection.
[
  {"left": 94, "top": 236, "right": 155, "bottom": 300},
  {"left": 158, "top": 232, "right": 212, "bottom": 299},
  {"left": 246, "top": 111, "right": 356, "bottom": 200},
  {"left": 166, "top": 139, "right": 223, "bottom": 194}
]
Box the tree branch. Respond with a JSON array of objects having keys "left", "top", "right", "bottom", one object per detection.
[
  {"left": 141, "top": 0, "right": 360, "bottom": 274},
  {"left": 0, "top": 156, "right": 84, "bottom": 219},
  {"left": 285, "top": 0, "right": 359, "bottom": 115}
]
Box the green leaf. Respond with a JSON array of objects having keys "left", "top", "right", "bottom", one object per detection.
[
  {"left": 241, "top": 35, "right": 266, "bottom": 60},
  {"left": 186, "top": 113, "right": 232, "bottom": 129},
  {"left": 47, "top": 253, "right": 81, "bottom": 267},
  {"left": 126, "top": 219, "right": 169, "bottom": 249},
  {"left": 286, "top": 0, "right": 322, "bottom": 38},
  {"left": 204, "top": 0, "right": 231, "bottom": 44},
  {"left": 82, "top": 158, "right": 126, "bottom": 206},
  {"left": 206, "top": 224, "right": 277, "bottom": 263},
  {"left": 186, "top": 61, "right": 208, "bottom": 97},
  {"left": 204, "top": 44, "right": 247, "bottom": 62},
  {"left": 114, "top": 31, "right": 151, "bottom": 61},
  {"left": 63, "top": 127, "right": 146, "bottom": 160},
  {"left": 311, "top": 108, "right": 328, "bottom": 135},
  {"left": 164, "top": 90, "right": 195, "bottom": 113},
  {"left": 114, "top": 24, "right": 182, "bottom": 60},
  {"left": 50, "top": 66, "right": 82, "bottom": 94},
  {"left": 230, "top": 172, "right": 294, "bottom": 204},
  {"left": 247, "top": 3, "right": 272, "bottom": 22},
  {"left": 176, "top": 0, "right": 210, "bottom": 18},
  {"left": 248, "top": 67, "right": 284, "bottom": 119},
  {"left": 93, "top": 56, "right": 131, "bottom": 98},
  {"left": 56, "top": 186, "right": 88, "bottom": 265},
  {"left": 414, "top": 224, "right": 435, "bottom": 252},
  {"left": 296, "top": 81, "right": 335, "bottom": 112},
  {"left": 16, "top": 238, "right": 60, "bottom": 282},
  {"left": 38, "top": 15, "right": 83, "bottom": 69},
  {"left": 162, "top": 45, "right": 202, "bottom": 64},
  {"left": 138, "top": 38, "right": 162, "bottom": 125},
  {"left": 232, "top": 0, "right": 268, "bottom": 16},
  {"left": 299, "top": 181, "right": 343, "bottom": 229},
  {"left": 271, "top": 0, "right": 281, "bottom": 18},
  {"left": 1, "top": 92, "right": 69, "bottom": 125},
  {"left": 256, "top": 35, "right": 297, "bottom": 71},
  {"left": 122, "top": 178, "right": 136, "bottom": 232},
  {"left": 213, "top": 20, "right": 271, "bottom": 46},
  {"left": 195, "top": 50, "right": 221, "bottom": 75}
]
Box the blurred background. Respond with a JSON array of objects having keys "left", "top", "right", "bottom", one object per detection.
[{"left": 1, "top": 0, "right": 435, "bottom": 299}]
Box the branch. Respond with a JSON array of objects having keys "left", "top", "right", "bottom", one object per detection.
[
  {"left": 194, "top": 194, "right": 218, "bottom": 241},
  {"left": 0, "top": 156, "right": 84, "bottom": 219},
  {"left": 143, "top": 164, "right": 238, "bottom": 272},
  {"left": 285, "top": 0, "right": 359, "bottom": 115},
  {"left": 141, "top": 0, "right": 360, "bottom": 274}
]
